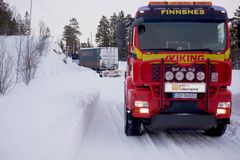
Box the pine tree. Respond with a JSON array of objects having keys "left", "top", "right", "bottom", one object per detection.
[
  {"left": 0, "top": 0, "right": 18, "bottom": 35},
  {"left": 117, "top": 11, "right": 132, "bottom": 61},
  {"left": 230, "top": 6, "right": 240, "bottom": 69},
  {"left": 117, "top": 11, "right": 125, "bottom": 23},
  {"left": 95, "top": 15, "right": 110, "bottom": 47},
  {"left": 23, "top": 11, "right": 30, "bottom": 35},
  {"left": 8, "top": 17, "right": 18, "bottom": 34},
  {"left": 16, "top": 14, "right": 24, "bottom": 34},
  {"left": 62, "top": 18, "right": 81, "bottom": 54},
  {"left": 109, "top": 13, "right": 118, "bottom": 47},
  {"left": 125, "top": 14, "right": 133, "bottom": 44},
  {"left": 230, "top": 6, "right": 240, "bottom": 49},
  {"left": 87, "top": 38, "right": 92, "bottom": 47},
  {"left": 95, "top": 11, "right": 132, "bottom": 60},
  {"left": 0, "top": 0, "right": 9, "bottom": 34},
  {"left": 80, "top": 38, "right": 93, "bottom": 48}
]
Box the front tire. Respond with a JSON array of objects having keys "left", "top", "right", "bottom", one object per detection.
[
  {"left": 124, "top": 108, "right": 142, "bottom": 136},
  {"left": 204, "top": 122, "right": 227, "bottom": 137}
]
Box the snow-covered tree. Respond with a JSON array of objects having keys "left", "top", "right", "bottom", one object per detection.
[
  {"left": 38, "top": 21, "right": 51, "bottom": 55},
  {"left": 0, "top": 37, "right": 14, "bottom": 95}
]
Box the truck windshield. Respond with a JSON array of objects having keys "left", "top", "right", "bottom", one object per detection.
[{"left": 138, "top": 22, "right": 226, "bottom": 52}]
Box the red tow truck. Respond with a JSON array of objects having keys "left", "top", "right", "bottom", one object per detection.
[{"left": 116, "top": 1, "right": 240, "bottom": 136}]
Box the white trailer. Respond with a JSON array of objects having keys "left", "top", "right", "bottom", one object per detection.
[
  {"left": 79, "top": 47, "right": 119, "bottom": 77},
  {"left": 100, "top": 47, "right": 118, "bottom": 70}
]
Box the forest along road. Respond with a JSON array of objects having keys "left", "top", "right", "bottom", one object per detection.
[{"left": 75, "top": 73, "right": 240, "bottom": 160}]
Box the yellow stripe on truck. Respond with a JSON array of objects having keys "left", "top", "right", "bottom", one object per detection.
[
  {"left": 224, "top": 48, "right": 231, "bottom": 60},
  {"left": 133, "top": 47, "right": 143, "bottom": 59},
  {"left": 133, "top": 47, "right": 230, "bottom": 64}
]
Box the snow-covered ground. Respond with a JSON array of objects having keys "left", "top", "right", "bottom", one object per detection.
[{"left": 0, "top": 40, "right": 240, "bottom": 160}]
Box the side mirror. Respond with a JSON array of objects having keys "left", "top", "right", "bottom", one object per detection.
[
  {"left": 116, "top": 22, "right": 126, "bottom": 49},
  {"left": 237, "top": 23, "right": 240, "bottom": 48},
  {"left": 132, "top": 17, "right": 144, "bottom": 27}
]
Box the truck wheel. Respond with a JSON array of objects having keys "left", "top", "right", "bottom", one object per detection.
[
  {"left": 204, "top": 122, "right": 227, "bottom": 137},
  {"left": 124, "top": 108, "right": 142, "bottom": 136}
]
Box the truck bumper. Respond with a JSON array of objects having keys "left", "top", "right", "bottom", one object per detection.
[{"left": 144, "top": 114, "right": 217, "bottom": 131}]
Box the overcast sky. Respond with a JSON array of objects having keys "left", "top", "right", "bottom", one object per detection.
[{"left": 5, "top": 0, "right": 240, "bottom": 44}]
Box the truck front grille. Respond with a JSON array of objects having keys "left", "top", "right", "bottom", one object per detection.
[
  {"left": 141, "top": 63, "right": 161, "bottom": 82},
  {"left": 152, "top": 64, "right": 161, "bottom": 82}
]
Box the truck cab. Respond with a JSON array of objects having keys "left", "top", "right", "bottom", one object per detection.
[{"left": 117, "top": 1, "right": 240, "bottom": 136}]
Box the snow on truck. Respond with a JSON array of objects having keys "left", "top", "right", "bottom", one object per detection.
[{"left": 117, "top": 1, "right": 240, "bottom": 136}]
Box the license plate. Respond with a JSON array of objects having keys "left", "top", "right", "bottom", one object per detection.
[{"left": 173, "top": 93, "right": 197, "bottom": 99}]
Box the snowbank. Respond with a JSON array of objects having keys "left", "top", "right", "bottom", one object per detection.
[{"left": 0, "top": 40, "right": 101, "bottom": 160}]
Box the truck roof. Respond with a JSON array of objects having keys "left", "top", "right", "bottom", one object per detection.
[
  {"left": 137, "top": 5, "right": 226, "bottom": 12},
  {"left": 136, "top": 1, "right": 227, "bottom": 20}
]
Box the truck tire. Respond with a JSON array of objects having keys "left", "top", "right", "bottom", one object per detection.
[
  {"left": 124, "top": 108, "right": 142, "bottom": 136},
  {"left": 204, "top": 122, "right": 227, "bottom": 137}
]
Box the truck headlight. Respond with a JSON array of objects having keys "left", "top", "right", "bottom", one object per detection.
[
  {"left": 218, "top": 102, "right": 231, "bottom": 108},
  {"left": 216, "top": 102, "right": 231, "bottom": 115},
  {"left": 134, "top": 101, "right": 149, "bottom": 107}
]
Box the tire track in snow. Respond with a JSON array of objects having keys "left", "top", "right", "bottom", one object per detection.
[
  {"left": 106, "top": 101, "right": 164, "bottom": 160},
  {"left": 148, "top": 132, "right": 190, "bottom": 160},
  {"left": 76, "top": 99, "right": 162, "bottom": 160},
  {"left": 166, "top": 131, "right": 219, "bottom": 160},
  {"left": 76, "top": 100, "right": 129, "bottom": 160},
  {"left": 109, "top": 102, "right": 162, "bottom": 160},
  {"left": 148, "top": 130, "right": 240, "bottom": 160},
  {"left": 106, "top": 102, "right": 124, "bottom": 138}
]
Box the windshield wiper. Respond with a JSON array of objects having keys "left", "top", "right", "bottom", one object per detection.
[
  {"left": 142, "top": 48, "right": 178, "bottom": 52},
  {"left": 178, "top": 48, "right": 214, "bottom": 52}
]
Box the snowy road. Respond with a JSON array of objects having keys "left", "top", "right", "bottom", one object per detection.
[
  {"left": 76, "top": 83, "right": 240, "bottom": 160},
  {"left": 0, "top": 52, "right": 240, "bottom": 160}
]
